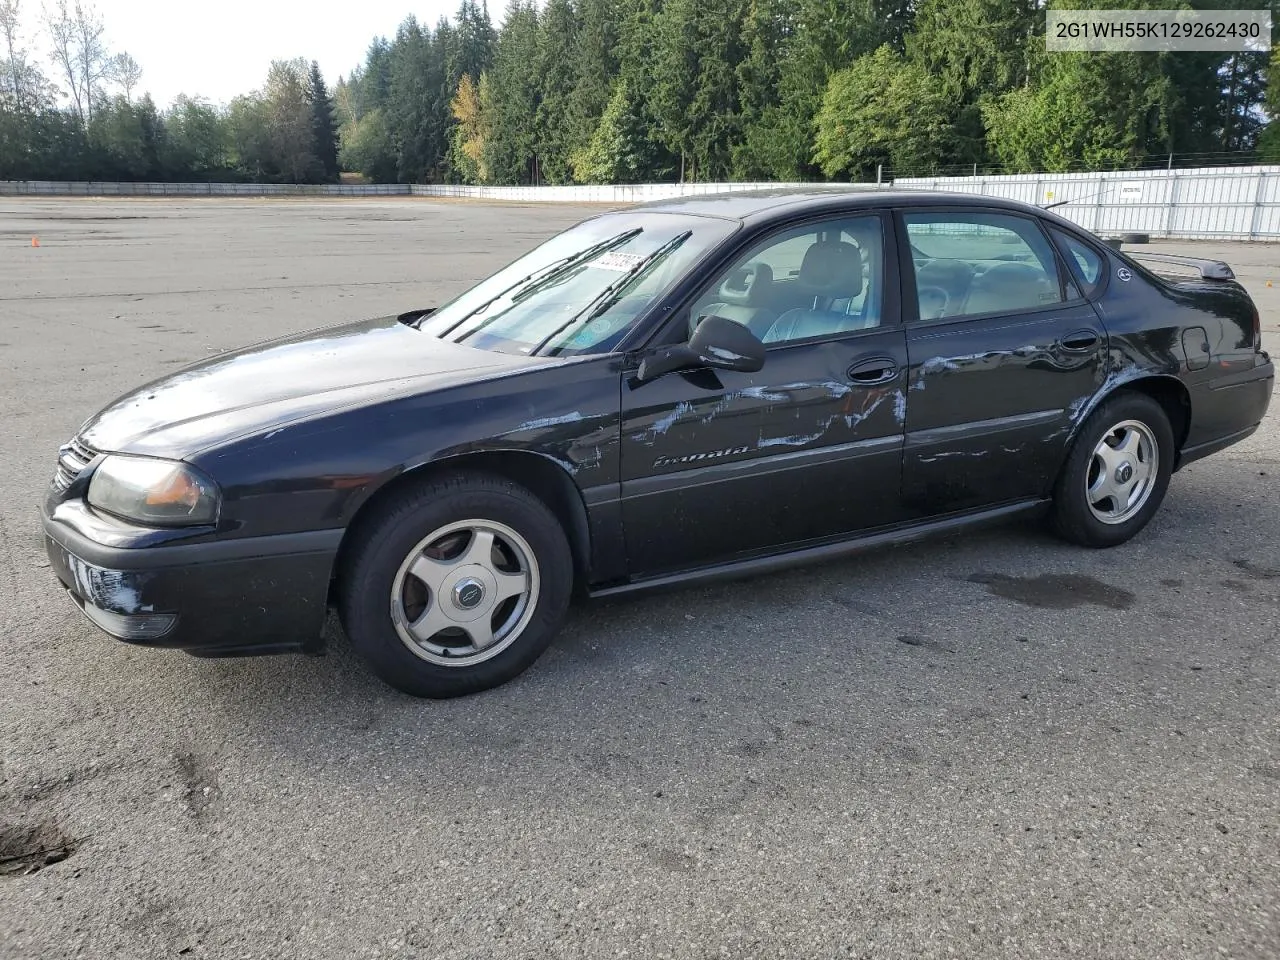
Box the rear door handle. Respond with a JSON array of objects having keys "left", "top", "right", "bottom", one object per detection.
[
  {"left": 1056, "top": 329, "right": 1101, "bottom": 352},
  {"left": 847, "top": 356, "right": 898, "bottom": 385}
]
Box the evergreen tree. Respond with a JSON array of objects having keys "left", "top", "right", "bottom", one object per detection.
[
  {"left": 571, "top": 79, "right": 659, "bottom": 182},
  {"left": 906, "top": 0, "right": 1038, "bottom": 104},
  {"left": 1260, "top": 49, "right": 1280, "bottom": 161},
  {"left": 983, "top": 51, "right": 1176, "bottom": 173},
  {"left": 387, "top": 17, "right": 443, "bottom": 182},
  {"left": 360, "top": 37, "right": 393, "bottom": 114},
  {"left": 611, "top": 0, "right": 676, "bottom": 181},
  {"left": 308, "top": 60, "right": 340, "bottom": 182},
  {"left": 450, "top": 0, "right": 495, "bottom": 92},
  {"left": 567, "top": 0, "right": 618, "bottom": 159},
  {"left": 486, "top": 0, "right": 540, "bottom": 183},
  {"left": 750, "top": 0, "right": 894, "bottom": 180},
  {"left": 732, "top": 0, "right": 789, "bottom": 179},
  {"left": 652, "top": 0, "right": 750, "bottom": 181},
  {"left": 534, "top": 0, "right": 580, "bottom": 183}
]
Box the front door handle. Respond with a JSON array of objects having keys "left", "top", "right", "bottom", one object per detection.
[
  {"left": 847, "top": 356, "right": 898, "bottom": 385},
  {"left": 1056, "top": 329, "right": 1101, "bottom": 352}
]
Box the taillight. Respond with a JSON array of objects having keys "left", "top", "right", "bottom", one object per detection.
[{"left": 1253, "top": 303, "right": 1262, "bottom": 352}]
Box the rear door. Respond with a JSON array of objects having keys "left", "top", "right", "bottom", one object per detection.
[
  {"left": 898, "top": 208, "right": 1108, "bottom": 517},
  {"left": 619, "top": 212, "right": 909, "bottom": 576}
]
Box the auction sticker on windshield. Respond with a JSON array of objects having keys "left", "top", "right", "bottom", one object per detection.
[{"left": 592, "top": 251, "right": 647, "bottom": 271}]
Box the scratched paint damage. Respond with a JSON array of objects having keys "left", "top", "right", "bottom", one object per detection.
[
  {"left": 911, "top": 348, "right": 1048, "bottom": 392},
  {"left": 919, "top": 450, "right": 991, "bottom": 464},
  {"left": 68, "top": 560, "right": 154, "bottom": 614},
  {"left": 1067, "top": 364, "right": 1145, "bottom": 424},
  {"left": 636, "top": 382, "right": 857, "bottom": 444},
  {"left": 637, "top": 380, "right": 903, "bottom": 452},
  {"left": 514, "top": 411, "right": 585, "bottom": 432},
  {"left": 650, "top": 401, "right": 694, "bottom": 437}
]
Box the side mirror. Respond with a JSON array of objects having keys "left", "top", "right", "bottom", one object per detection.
[{"left": 636, "top": 315, "right": 766, "bottom": 383}]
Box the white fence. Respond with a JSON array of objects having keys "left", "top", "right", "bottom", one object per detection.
[
  {"left": 895, "top": 166, "right": 1280, "bottom": 241},
  {"left": 0, "top": 179, "right": 817, "bottom": 200},
  {"left": 0, "top": 180, "right": 412, "bottom": 197},
  {"left": 3, "top": 166, "right": 1278, "bottom": 240}
]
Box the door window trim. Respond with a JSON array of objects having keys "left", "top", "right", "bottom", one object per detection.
[
  {"left": 643, "top": 210, "right": 903, "bottom": 352},
  {"left": 895, "top": 207, "right": 1088, "bottom": 328}
]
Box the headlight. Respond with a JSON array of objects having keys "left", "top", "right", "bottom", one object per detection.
[{"left": 87, "top": 456, "right": 220, "bottom": 526}]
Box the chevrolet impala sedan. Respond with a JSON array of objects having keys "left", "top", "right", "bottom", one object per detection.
[{"left": 42, "top": 191, "right": 1274, "bottom": 697}]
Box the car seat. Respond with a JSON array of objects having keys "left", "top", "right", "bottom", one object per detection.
[
  {"left": 762, "top": 240, "right": 871, "bottom": 343},
  {"left": 695, "top": 261, "right": 776, "bottom": 338},
  {"left": 962, "top": 261, "right": 1057, "bottom": 316},
  {"left": 914, "top": 258, "right": 976, "bottom": 319}
]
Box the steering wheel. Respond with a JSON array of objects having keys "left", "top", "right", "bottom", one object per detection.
[{"left": 916, "top": 285, "right": 950, "bottom": 320}]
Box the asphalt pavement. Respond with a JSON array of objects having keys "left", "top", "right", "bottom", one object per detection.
[{"left": 1, "top": 198, "right": 1277, "bottom": 960}]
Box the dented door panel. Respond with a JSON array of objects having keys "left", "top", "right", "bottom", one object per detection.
[
  {"left": 903, "top": 304, "right": 1108, "bottom": 515},
  {"left": 620, "top": 331, "right": 908, "bottom": 575}
]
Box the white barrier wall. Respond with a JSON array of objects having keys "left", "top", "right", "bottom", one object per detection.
[{"left": 3, "top": 167, "right": 1278, "bottom": 240}]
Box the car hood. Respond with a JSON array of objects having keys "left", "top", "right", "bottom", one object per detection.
[{"left": 79, "top": 315, "right": 543, "bottom": 457}]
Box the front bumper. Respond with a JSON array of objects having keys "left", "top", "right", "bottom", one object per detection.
[{"left": 43, "top": 506, "right": 342, "bottom": 657}]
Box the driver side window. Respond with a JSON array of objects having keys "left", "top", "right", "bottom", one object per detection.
[{"left": 688, "top": 215, "right": 884, "bottom": 346}]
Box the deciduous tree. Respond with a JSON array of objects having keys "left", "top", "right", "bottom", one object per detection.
[
  {"left": 109, "top": 50, "right": 140, "bottom": 101},
  {"left": 813, "top": 44, "right": 954, "bottom": 179}
]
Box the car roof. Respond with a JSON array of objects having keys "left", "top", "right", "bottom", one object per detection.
[{"left": 633, "top": 187, "right": 1060, "bottom": 225}]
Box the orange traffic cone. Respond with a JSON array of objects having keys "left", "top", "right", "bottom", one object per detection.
[{"left": 31, "top": 237, "right": 39, "bottom": 247}]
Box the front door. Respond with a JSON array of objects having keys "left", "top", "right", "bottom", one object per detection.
[
  {"left": 619, "top": 212, "right": 909, "bottom": 577},
  {"left": 898, "top": 208, "right": 1108, "bottom": 516}
]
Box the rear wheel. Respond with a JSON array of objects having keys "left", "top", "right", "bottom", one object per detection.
[
  {"left": 1050, "top": 392, "right": 1174, "bottom": 547},
  {"left": 338, "top": 472, "right": 573, "bottom": 698}
]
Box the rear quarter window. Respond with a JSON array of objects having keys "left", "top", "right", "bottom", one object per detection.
[{"left": 1050, "top": 228, "right": 1105, "bottom": 296}]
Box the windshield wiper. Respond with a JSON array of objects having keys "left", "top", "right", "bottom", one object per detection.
[
  {"left": 429, "top": 228, "right": 643, "bottom": 338},
  {"left": 531, "top": 230, "right": 693, "bottom": 357}
]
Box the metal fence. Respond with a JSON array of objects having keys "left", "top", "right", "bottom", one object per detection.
[
  {"left": 3, "top": 166, "right": 1278, "bottom": 240},
  {"left": 894, "top": 166, "right": 1280, "bottom": 241},
  {"left": 0, "top": 179, "right": 814, "bottom": 200}
]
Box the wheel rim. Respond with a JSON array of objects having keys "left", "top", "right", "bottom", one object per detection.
[
  {"left": 1085, "top": 419, "right": 1159, "bottom": 525},
  {"left": 390, "top": 519, "right": 540, "bottom": 667}
]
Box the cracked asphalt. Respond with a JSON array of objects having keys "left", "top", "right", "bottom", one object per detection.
[{"left": 1, "top": 198, "right": 1277, "bottom": 960}]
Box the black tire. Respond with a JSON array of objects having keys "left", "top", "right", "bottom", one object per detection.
[
  {"left": 1049, "top": 391, "right": 1175, "bottom": 548},
  {"left": 337, "top": 471, "right": 573, "bottom": 698},
  {"left": 1118, "top": 232, "right": 1150, "bottom": 245}
]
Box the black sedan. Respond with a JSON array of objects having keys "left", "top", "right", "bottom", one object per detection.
[{"left": 42, "top": 190, "right": 1274, "bottom": 697}]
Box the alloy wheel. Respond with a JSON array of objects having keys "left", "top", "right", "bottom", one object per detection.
[{"left": 389, "top": 519, "right": 540, "bottom": 667}]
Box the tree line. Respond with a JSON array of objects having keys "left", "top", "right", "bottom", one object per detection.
[
  {"left": 0, "top": 0, "right": 339, "bottom": 182},
  {"left": 337, "top": 0, "right": 1279, "bottom": 184},
  {"left": 2, "top": 0, "right": 1279, "bottom": 185}
]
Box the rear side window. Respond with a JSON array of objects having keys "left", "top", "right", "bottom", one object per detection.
[
  {"left": 903, "top": 212, "right": 1064, "bottom": 321},
  {"left": 1050, "top": 227, "right": 1104, "bottom": 295}
]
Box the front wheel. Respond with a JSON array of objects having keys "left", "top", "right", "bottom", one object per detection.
[
  {"left": 338, "top": 472, "right": 573, "bottom": 698},
  {"left": 1049, "top": 392, "right": 1175, "bottom": 548}
]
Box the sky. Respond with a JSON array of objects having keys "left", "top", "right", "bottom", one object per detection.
[{"left": 15, "top": 0, "right": 459, "bottom": 107}]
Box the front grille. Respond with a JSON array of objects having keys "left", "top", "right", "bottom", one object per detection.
[{"left": 52, "top": 437, "right": 97, "bottom": 492}]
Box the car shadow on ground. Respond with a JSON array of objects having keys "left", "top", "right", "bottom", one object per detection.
[{"left": 136, "top": 472, "right": 1278, "bottom": 795}]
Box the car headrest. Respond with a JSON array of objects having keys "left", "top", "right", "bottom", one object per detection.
[
  {"left": 798, "top": 240, "right": 862, "bottom": 299},
  {"left": 717, "top": 261, "right": 773, "bottom": 306},
  {"left": 965, "top": 261, "right": 1055, "bottom": 314}
]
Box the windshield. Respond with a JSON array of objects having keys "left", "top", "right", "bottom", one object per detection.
[{"left": 415, "top": 212, "right": 738, "bottom": 356}]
